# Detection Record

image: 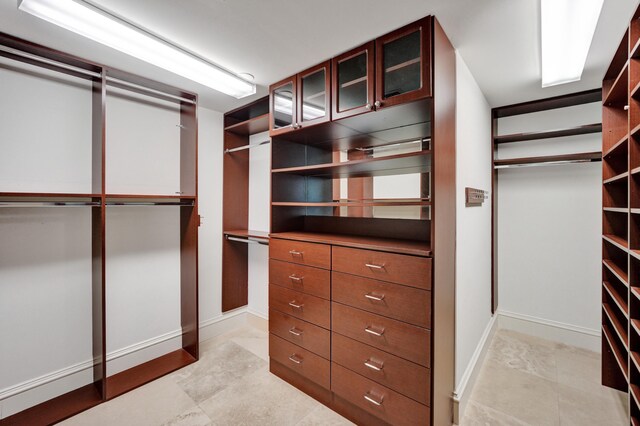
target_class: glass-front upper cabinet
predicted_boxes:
[270,76,297,136]
[331,42,375,120]
[375,17,431,108]
[298,60,331,128]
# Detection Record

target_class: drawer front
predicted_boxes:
[269,334,330,389]
[332,303,430,367]
[270,284,331,329]
[332,271,431,328]
[269,309,330,359]
[332,333,430,405]
[270,238,331,269]
[332,363,430,426]
[332,246,431,289]
[270,259,330,299]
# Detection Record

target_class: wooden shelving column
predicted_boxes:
[0,33,199,425]
[602,5,640,423]
[222,97,270,312]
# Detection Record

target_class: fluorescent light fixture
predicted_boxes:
[541,0,604,87]
[18,0,256,98]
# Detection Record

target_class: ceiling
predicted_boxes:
[0,0,638,111]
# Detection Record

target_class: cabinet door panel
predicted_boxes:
[269,76,297,136]
[332,42,375,120]
[298,61,331,127]
[375,17,431,108]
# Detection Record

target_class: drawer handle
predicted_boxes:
[364,292,385,301]
[288,301,304,309]
[289,275,303,283]
[289,327,303,336]
[365,263,385,270]
[288,354,303,364]
[364,392,384,406]
[364,325,385,337]
[289,250,303,257]
[364,359,384,371]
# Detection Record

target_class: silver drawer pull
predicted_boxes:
[365,263,385,270]
[289,250,303,257]
[288,301,304,309]
[364,359,384,371]
[289,275,303,283]
[288,354,302,364]
[364,326,385,337]
[364,392,384,406]
[365,292,385,301]
[289,327,303,336]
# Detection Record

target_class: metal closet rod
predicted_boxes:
[106,201,195,206]
[225,140,270,154]
[225,235,269,245]
[0,202,101,207]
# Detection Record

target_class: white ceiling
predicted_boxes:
[0,0,638,111]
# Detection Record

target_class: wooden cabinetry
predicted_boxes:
[267,15,455,426]
[269,61,331,136]
[0,32,198,425]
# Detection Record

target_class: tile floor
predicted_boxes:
[58,327,628,425]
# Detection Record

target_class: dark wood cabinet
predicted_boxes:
[331,41,375,120]
[270,75,298,136]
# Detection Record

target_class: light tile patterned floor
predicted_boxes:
[459,329,629,426]
[58,327,629,425]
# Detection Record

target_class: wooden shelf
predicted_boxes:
[602,324,629,381]
[632,167,640,176]
[493,89,601,118]
[603,259,629,286]
[632,124,640,138]
[272,199,431,208]
[105,194,195,205]
[270,231,431,257]
[604,207,628,213]
[604,135,628,158]
[632,80,640,99]
[632,286,640,302]
[632,352,640,375]
[385,57,420,73]
[632,384,640,411]
[0,192,101,202]
[630,249,640,262]
[224,113,269,136]
[631,319,640,337]
[272,151,431,178]
[493,123,602,144]
[603,281,629,317]
[632,36,640,58]
[603,234,629,251]
[604,63,629,106]
[105,349,196,400]
[603,303,629,349]
[224,229,270,241]
[604,171,629,185]
[632,208,640,215]
[340,76,367,89]
[494,152,602,168]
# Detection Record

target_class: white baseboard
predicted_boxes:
[453,314,498,424]
[0,310,250,419]
[497,309,600,352]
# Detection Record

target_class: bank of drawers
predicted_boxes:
[269,237,432,425]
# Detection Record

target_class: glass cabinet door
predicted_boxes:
[375,18,431,108]
[298,61,330,127]
[332,42,375,120]
[270,77,296,135]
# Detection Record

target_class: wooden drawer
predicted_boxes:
[269,309,330,359]
[270,238,331,269]
[270,284,331,329]
[269,334,330,389]
[332,363,430,426]
[332,271,431,328]
[332,303,430,367]
[269,259,330,299]
[332,333,430,405]
[332,246,431,289]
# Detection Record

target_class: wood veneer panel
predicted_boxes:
[494,123,602,144]
[224,114,269,135]
[181,205,199,357]
[0,384,102,426]
[268,334,330,388]
[105,349,196,400]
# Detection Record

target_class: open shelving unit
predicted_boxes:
[0,32,198,425]
[222,96,271,312]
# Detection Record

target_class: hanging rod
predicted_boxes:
[355,138,430,152]
[105,201,194,206]
[494,151,602,169]
[225,140,270,154]
[105,76,196,104]
[0,202,101,207]
[225,235,269,245]
[0,45,101,79]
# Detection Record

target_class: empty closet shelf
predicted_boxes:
[603,259,629,286]
[603,281,629,317]
[493,123,602,144]
[602,234,629,250]
[602,325,629,381]
[494,152,602,168]
[224,113,269,136]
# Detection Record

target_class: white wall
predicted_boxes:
[496,103,602,345]
[454,52,494,401]
[247,131,271,319]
